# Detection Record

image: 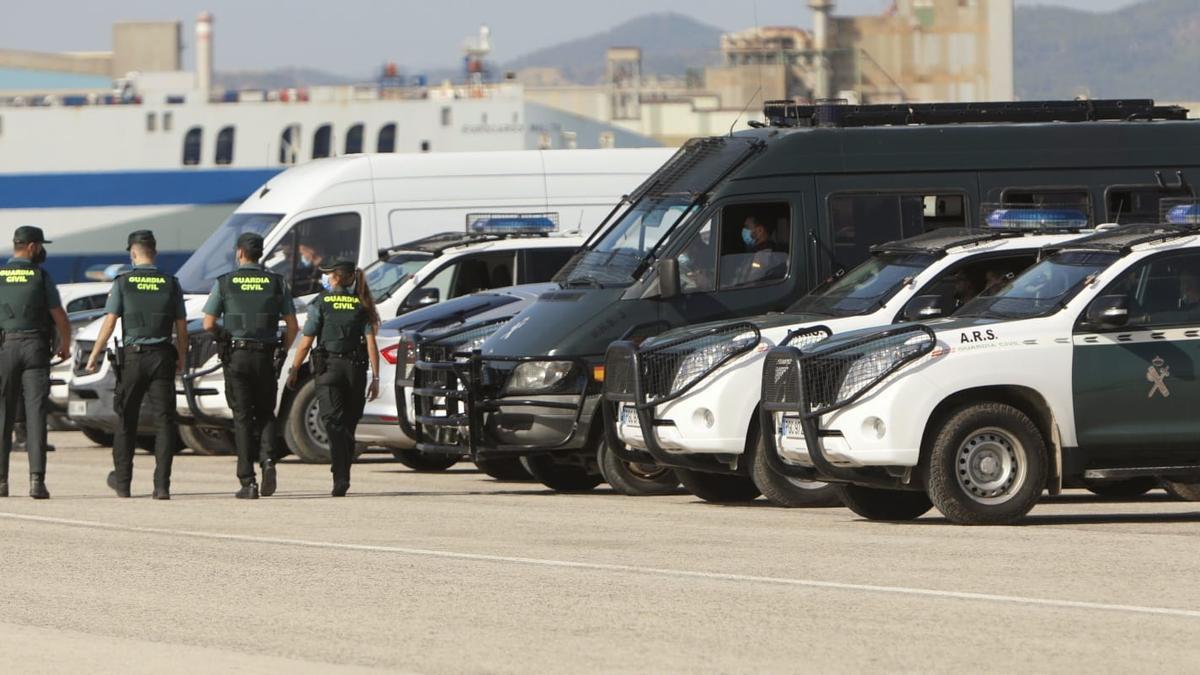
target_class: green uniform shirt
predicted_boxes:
[4,257,62,310]
[203,263,296,341]
[104,263,186,345]
[302,285,371,339]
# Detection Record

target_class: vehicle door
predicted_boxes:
[262,210,365,297]
[657,196,799,326]
[1072,250,1200,464]
[518,247,577,284]
[896,252,1041,322]
[399,251,517,313]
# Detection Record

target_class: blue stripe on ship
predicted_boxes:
[0,168,283,208]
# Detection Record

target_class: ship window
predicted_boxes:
[182,127,202,166]
[215,125,235,165]
[440,107,452,126]
[279,124,300,164]
[312,124,332,159]
[345,123,364,154]
[377,123,396,153]
[146,112,156,132]
[163,112,173,131]
[421,140,431,152]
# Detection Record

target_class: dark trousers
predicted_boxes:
[0,337,49,478]
[112,347,177,489]
[223,348,278,486]
[316,356,366,484]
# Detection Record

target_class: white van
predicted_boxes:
[67,148,675,452]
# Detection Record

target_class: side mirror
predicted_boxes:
[656,258,680,300]
[1086,294,1129,327]
[405,287,440,309]
[901,295,950,322]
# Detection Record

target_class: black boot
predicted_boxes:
[107,471,131,498]
[0,477,8,497]
[331,480,349,497]
[235,482,259,499]
[152,485,170,500]
[29,474,49,500]
[260,459,277,497]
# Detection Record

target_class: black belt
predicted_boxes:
[231,340,278,352]
[3,330,48,341]
[123,343,174,353]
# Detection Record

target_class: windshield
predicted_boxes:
[175,213,283,294]
[555,197,693,287]
[958,250,1118,320]
[789,252,936,317]
[366,253,434,302]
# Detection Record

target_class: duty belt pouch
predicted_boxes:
[311,349,329,376]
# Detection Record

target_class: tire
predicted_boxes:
[474,455,533,481]
[520,454,602,492]
[597,437,679,496]
[1084,477,1158,498]
[392,448,459,472]
[79,425,114,447]
[179,425,236,456]
[926,402,1047,525]
[674,467,760,503]
[1162,480,1200,501]
[835,484,933,521]
[283,378,364,464]
[748,428,840,508]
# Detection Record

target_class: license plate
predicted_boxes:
[620,405,639,427]
[68,400,88,417]
[780,417,805,440]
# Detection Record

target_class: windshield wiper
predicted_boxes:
[564,276,605,289]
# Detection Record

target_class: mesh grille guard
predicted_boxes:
[762,324,936,419]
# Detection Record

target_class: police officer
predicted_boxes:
[202,232,299,499]
[85,230,187,499]
[0,226,72,499]
[287,260,380,496]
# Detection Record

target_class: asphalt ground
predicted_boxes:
[2,432,1200,674]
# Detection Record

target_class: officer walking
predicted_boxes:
[202,232,298,499]
[287,260,380,496]
[85,231,187,499]
[0,226,72,499]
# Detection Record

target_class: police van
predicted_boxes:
[602,220,1089,502]
[763,204,1200,525]
[67,148,672,454]
[409,99,1200,493]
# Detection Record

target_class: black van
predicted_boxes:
[410,99,1200,492]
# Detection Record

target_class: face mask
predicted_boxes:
[320,273,333,292]
[741,228,755,247]
[31,247,47,264]
[300,255,313,267]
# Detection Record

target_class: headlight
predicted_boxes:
[669,330,757,395]
[507,360,574,394]
[836,334,929,403]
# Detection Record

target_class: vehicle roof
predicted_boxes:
[234,148,676,217]
[383,232,585,258]
[57,281,112,303]
[1047,223,1200,254]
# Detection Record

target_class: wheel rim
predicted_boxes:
[785,477,828,490]
[956,426,1026,505]
[623,461,671,481]
[304,397,329,446]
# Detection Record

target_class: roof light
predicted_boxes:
[984,206,1089,231]
[466,212,558,235]
[1165,203,1200,225]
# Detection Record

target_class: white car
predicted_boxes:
[49,282,111,430]
[763,212,1200,524]
[604,227,1084,503]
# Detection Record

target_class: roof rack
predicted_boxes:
[871,227,1008,256]
[1045,222,1199,255]
[761,99,1189,129]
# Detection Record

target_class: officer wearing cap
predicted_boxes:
[0,226,72,499]
[85,230,187,499]
[202,232,299,499]
[287,259,380,496]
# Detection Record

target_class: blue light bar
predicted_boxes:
[985,208,1089,231]
[1166,203,1200,225]
[466,212,558,235]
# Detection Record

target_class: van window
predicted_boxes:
[828,192,964,265]
[519,247,576,283]
[678,219,716,293]
[182,127,202,166]
[345,123,364,154]
[312,124,332,159]
[264,212,362,296]
[215,126,235,165]
[1107,185,1193,224]
[66,293,108,313]
[279,124,300,164]
[377,123,396,153]
[718,202,790,290]
[1002,188,1089,209]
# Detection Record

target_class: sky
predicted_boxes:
[2,0,1144,77]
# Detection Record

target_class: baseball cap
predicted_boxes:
[13,226,51,244]
[126,230,157,250]
[318,258,356,273]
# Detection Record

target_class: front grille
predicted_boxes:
[762,350,802,408]
[188,333,220,371]
[639,322,760,404]
[73,340,96,376]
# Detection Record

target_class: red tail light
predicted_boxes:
[381,343,399,365]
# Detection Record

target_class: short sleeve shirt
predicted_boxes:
[104,263,186,345]
[202,263,296,317]
[302,286,371,337]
